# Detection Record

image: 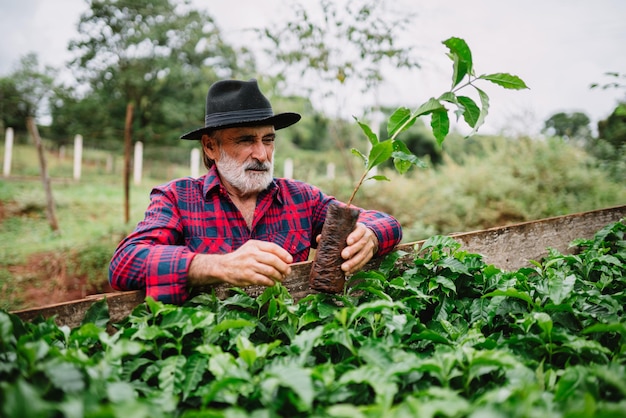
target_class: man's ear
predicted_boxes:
[202,134,218,159]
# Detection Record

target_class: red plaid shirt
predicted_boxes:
[109,166,402,304]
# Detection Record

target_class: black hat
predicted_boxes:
[180,79,301,140]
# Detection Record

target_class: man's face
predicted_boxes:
[205,125,275,195]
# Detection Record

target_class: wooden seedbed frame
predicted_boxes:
[12,205,626,329]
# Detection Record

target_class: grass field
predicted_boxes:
[1,135,624,311]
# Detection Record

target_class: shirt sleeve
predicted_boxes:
[108,186,196,305]
[355,209,403,256]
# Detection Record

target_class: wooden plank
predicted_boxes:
[12,290,146,330]
[11,205,626,328]
[448,204,626,271]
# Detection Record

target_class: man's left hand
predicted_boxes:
[340,222,379,275]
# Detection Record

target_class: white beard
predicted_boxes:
[215,147,274,195]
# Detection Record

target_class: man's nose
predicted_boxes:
[250,140,268,161]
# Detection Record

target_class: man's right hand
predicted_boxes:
[188,240,293,288]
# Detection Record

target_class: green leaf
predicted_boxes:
[1,378,52,417]
[351,147,367,165]
[440,256,470,275]
[349,300,404,324]
[443,37,473,87]
[555,366,585,402]
[547,273,576,305]
[591,364,626,397]
[264,363,314,410]
[106,381,136,403]
[392,140,427,173]
[355,118,379,146]
[181,354,208,401]
[367,175,390,182]
[388,107,415,139]
[478,73,529,90]
[467,87,490,136]
[582,322,626,335]
[45,360,85,393]
[212,318,255,333]
[456,96,480,128]
[81,298,110,329]
[438,91,458,104]
[132,324,173,341]
[420,235,462,253]
[340,364,399,409]
[430,109,450,146]
[414,98,445,118]
[367,140,394,170]
[483,288,534,306]
[0,311,16,347]
[532,312,553,336]
[158,355,186,394]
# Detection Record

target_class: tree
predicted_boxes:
[63,0,250,145]
[261,0,419,105]
[0,54,57,136]
[542,111,592,143]
[598,102,626,149]
[0,77,25,133]
[260,0,421,180]
[591,72,626,150]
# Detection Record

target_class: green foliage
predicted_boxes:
[543,111,592,142]
[0,54,57,134]
[261,0,420,93]
[598,102,626,149]
[51,0,248,145]
[2,221,625,416]
[352,134,626,242]
[348,37,528,205]
[0,78,26,132]
[590,71,626,91]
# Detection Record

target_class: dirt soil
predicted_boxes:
[0,200,114,311]
[7,251,114,311]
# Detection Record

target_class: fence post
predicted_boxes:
[326,162,335,180]
[133,141,143,186]
[283,158,293,179]
[106,154,114,173]
[3,127,13,177]
[190,148,200,178]
[73,134,83,180]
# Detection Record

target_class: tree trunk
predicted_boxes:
[123,103,134,224]
[26,117,59,233]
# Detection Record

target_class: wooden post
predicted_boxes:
[326,162,335,180]
[26,117,60,232]
[283,158,294,179]
[123,103,134,224]
[73,134,83,180]
[106,154,113,173]
[3,127,13,177]
[133,141,143,186]
[190,148,200,178]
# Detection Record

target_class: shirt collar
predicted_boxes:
[202,165,283,204]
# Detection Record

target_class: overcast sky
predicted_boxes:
[1,0,625,136]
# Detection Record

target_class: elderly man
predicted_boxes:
[109,79,402,304]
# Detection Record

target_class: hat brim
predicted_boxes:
[180,112,301,140]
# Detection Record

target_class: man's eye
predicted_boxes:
[263,138,275,144]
